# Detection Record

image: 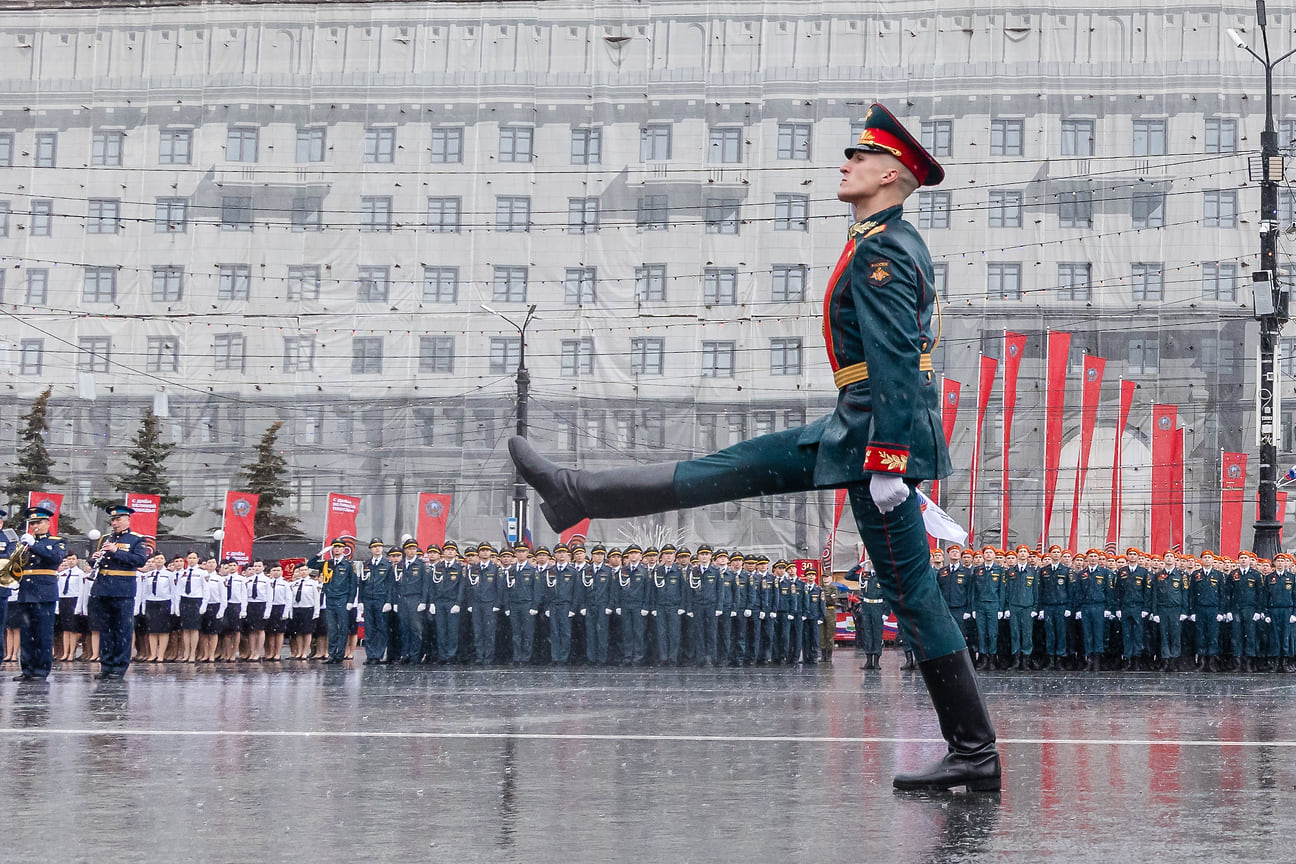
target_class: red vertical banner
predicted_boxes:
[1255,492,1289,544]
[969,355,998,545]
[1150,405,1177,552]
[1001,332,1028,547]
[1170,427,1185,552]
[125,493,161,540]
[1042,332,1071,546]
[1068,356,1105,551]
[220,491,259,565]
[325,493,361,543]
[417,493,452,550]
[1106,380,1136,553]
[26,491,63,536]
[1220,452,1248,558]
[560,519,591,547]
[933,378,961,506]
[822,488,848,568]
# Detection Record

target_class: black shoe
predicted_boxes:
[892,649,1000,793]
[12,674,34,682]
[900,650,916,671]
[508,436,680,533]
[92,671,119,680]
[1013,655,1024,671]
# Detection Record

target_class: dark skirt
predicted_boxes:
[267,605,289,634]
[348,606,359,635]
[178,596,204,630]
[57,597,78,631]
[145,600,172,633]
[200,606,222,635]
[221,605,242,634]
[314,612,328,636]
[289,607,314,637]
[243,601,268,632]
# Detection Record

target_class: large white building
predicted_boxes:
[0,1,1289,554]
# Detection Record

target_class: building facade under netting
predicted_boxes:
[0,1,1289,555]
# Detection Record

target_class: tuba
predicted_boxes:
[0,528,28,588]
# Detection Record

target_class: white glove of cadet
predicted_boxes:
[1003,610,1011,619]
[19,533,35,547]
[1064,610,1072,618]
[492,607,500,613]
[1075,611,1082,620]
[615,607,622,616]
[1189,614,1196,622]
[962,612,972,620]
[996,611,1004,620]
[1254,612,1263,622]
[529,609,538,616]
[869,474,910,514]
[417,603,427,612]
[677,608,685,616]
[651,610,658,617]
[1227,613,1235,622]
[640,610,649,617]
[382,603,392,613]
[580,608,587,616]
[786,613,794,621]
[429,603,436,615]
[467,606,473,613]
[1178,614,1187,622]
[1216,613,1224,622]
[545,610,551,618]
[606,609,614,616]
[1029,611,1038,619]
[730,610,737,618]
[504,610,510,617]
[1116,610,1122,619]
[744,609,752,618]
[687,611,695,618]
[1290,615,1295,624]
[567,611,575,618]
[1141,610,1149,619]
[450,604,460,614]
[1152,615,1161,624]
[716,610,723,617]
[1103,610,1113,620]
[759,611,766,620]
[971,611,977,619]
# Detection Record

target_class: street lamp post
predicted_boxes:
[482,303,538,545]
[1230,2,1296,559]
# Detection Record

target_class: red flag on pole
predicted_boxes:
[970,354,998,545]
[417,493,453,549]
[1106,379,1136,553]
[1220,452,1248,558]
[1150,405,1177,552]
[560,519,591,547]
[933,378,961,507]
[125,493,161,541]
[280,558,307,579]
[1042,332,1071,546]
[1170,427,1185,553]
[1001,332,1028,548]
[324,493,361,543]
[1256,492,1289,545]
[220,491,258,565]
[822,488,848,569]
[1068,355,1105,551]
[26,491,63,536]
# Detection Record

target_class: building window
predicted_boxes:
[154,197,188,233]
[360,196,393,232]
[82,267,116,303]
[571,127,602,164]
[987,263,1022,300]
[286,266,321,301]
[430,127,464,163]
[221,196,253,231]
[0,131,12,167]
[990,119,1023,156]
[560,339,595,377]
[704,268,738,306]
[356,266,389,302]
[18,339,43,375]
[641,124,672,161]
[630,338,664,376]
[1128,336,1159,374]
[1202,262,1238,302]
[159,129,191,165]
[296,127,326,163]
[772,265,807,301]
[1058,190,1093,228]
[30,200,52,236]
[931,262,948,295]
[1133,119,1167,156]
[283,336,315,372]
[568,197,599,233]
[1283,338,1296,378]
[1132,188,1166,228]
[709,127,743,163]
[151,266,183,302]
[496,196,531,232]
[564,267,596,305]
[291,196,321,232]
[1131,263,1164,302]
[218,264,251,301]
[92,131,124,167]
[419,336,455,373]
[770,338,803,375]
[0,201,7,237]
[635,264,666,302]
[753,412,775,439]
[364,127,396,163]
[1057,262,1092,301]
[1060,119,1095,157]
[1204,190,1238,228]
[351,337,384,374]
[35,132,57,167]
[917,191,951,229]
[489,336,521,374]
[499,126,533,162]
[427,197,461,233]
[492,266,527,303]
[25,269,47,305]
[1205,118,1238,154]
[701,341,736,377]
[1281,188,1296,224]
[146,337,178,373]
[777,122,811,160]
[77,336,110,372]
[637,194,668,231]
[87,199,120,234]
[705,198,740,234]
[226,126,258,162]
[921,120,953,157]
[988,190,1022,228]
[774,194,809,231]
[423,266,458,303]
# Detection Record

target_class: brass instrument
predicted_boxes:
[0,528,29,588]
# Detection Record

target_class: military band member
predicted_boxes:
[307,538,359,664]
[11,505,67,681]
[88,504,150,679]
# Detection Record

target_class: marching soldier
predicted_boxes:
[306,538,358,664]
[87,504,150,679]
[11,505,67,681]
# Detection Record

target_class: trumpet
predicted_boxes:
[0,527,29,588]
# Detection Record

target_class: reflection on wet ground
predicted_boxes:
[3,655,1295,863]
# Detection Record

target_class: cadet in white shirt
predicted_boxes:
[139,553,177,661]
[289,569,322,660]
[242,561,273,661]
[174,556,210,663]
[265,563,291,662]
[55,554,87,661]
[198,557,228,662]
[216,559,248,662]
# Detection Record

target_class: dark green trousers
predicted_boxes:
[674,428,964,661]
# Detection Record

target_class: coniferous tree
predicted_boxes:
[91,408,191,535]
[236,421,302,537]
[3,387,79,533]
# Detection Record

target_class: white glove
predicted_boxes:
[545,610,551,618]
[971,611,977,619]
[606,609,613,616]
[239,611,247,619]
[786,613,794,621]
[651,610,658,617]
[801,615,807,621]
[1103,610,1113,620]
[1179,614,1187,622]
[580,608,587,616]
[869,473,910,514]
[450,605,460,614]
[467,606,473,613]
[393,605,399,612]
[687,612,695,618]
[731,611,737,618]
[1227,613,1235,622]
[677,609,685,616]
[1265,616,1272,624]
[504,610,510,617]
[962,612,972,620]
[429,604,436,614]
[382,603,391,613]
[1216,614,1224,622]
[996,612,1004,620]
[1116,610,1122,619]
[529,609,538,616]
[1152,615,1161,624]
[1189,614,1196,622]
[640,610,649,617]
[346,603,354,611]
[759,611,766,620]
[567,611,575,618]
[1141,611,1149,619]
[1289,615,1295,624]
[1254,612,1263,622]
[716,610,723,617]
[744,610,752,618]
[1030,611,1038,619]
[19,533,35,547]
[1064,610,1072,618]
[492,607,500,613]
[1076,611,1081,620]
[615,607,622,615]
[1003,610,1011,619]
[418,603,427,612]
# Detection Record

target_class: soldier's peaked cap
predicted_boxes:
[844,103,945,187]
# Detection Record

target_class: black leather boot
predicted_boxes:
[508,436,680,532]
[900,650,916,671]
[892,649,1001,793]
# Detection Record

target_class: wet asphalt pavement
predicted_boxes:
[2,649,1294,863]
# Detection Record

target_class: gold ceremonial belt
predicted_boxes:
[100,569,138,577]
[23,569,56,576]
[833,354,933,389]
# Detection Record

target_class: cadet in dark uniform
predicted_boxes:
[971,549,1002,670]
[1192,552,1225,672]
[357,538,394,665]
[1003,545,1038,671]
[1038,546,1070,670]
[1074,550,1112,672]
[306,538,358,664]
[11,506,67,681]
[653,545,684,665]
[616,544,650,665]
[856,561,888,670]
[1151,554,1187,671]
[582,544,613,665]
[428,541,466,663]
[505,543,538,664]
[88,504,150,679]
[547,545,578,664]
[819,569,838,662]
[802,566,825,663]
[1271,553,1296,672]
[467,542,502,665]
[692,546,721,665]
[395,540,427,663]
